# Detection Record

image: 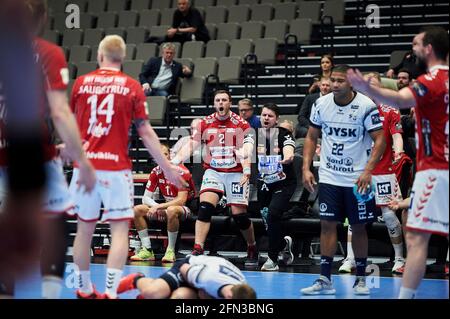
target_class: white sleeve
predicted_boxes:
[142,189,158,207]
[309,101,322,128]
[364,106,383,132]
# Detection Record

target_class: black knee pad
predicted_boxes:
[197,202,215,222]
[232,213,251,230]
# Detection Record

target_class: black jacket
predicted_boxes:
[138,57,191,95]
[295,93,320,138]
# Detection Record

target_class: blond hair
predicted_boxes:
[98,35,126,63]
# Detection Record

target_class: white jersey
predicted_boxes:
[310,92,383,187]
[185,255,246,299]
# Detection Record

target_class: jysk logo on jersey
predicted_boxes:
[325,126,358,137]
[377,182,392,195]
[371,113,381,125]
[231,182,243,195]
[412,82,428,97]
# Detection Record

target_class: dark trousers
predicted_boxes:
[258,181,297,263]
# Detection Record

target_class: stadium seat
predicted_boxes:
[126,27,149,44]
[126,44,137,60]
[217,0,236,6]
[288,18,312,44]
[68,45,91,64]
[139,9,162,27]
[179,77,206,104]
[76,61,98,77]
[322,0,345,25]
[205,23,218,40]
[274,2,297,21]
[205,40,230,58]
[87,0,107,13]
[204,6,228,24]
[62,29,84,47]
[253,38,277,65]
[135,43,159,60]
[118,11,139,28]
[217,56,241,84]
[250,4,273,22]
[229,39,254,61]
[297,1,321,24]
[146,96,168,126]
[240,21,264,40]
[83,28,105,46]
[96,12,118,29]
[227,5,250,24]
[160,8,176,26]
[193,57,218,82]
[264,19,289,44]
[181,41,205,59]
[123,60,145,80]
[131,0,152,11]
[107,0,129,12]
[216,23,240,41]
[151,0,173,10]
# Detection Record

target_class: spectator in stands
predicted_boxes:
[397,68,412,90]
[238,98,261,129]
[139,42,192,97]
[279,119,294,134]
[166,0,210,44]
[296,77,331,138]
[385,50,427,79]
[307,54,334,94]
[131,144,197,263]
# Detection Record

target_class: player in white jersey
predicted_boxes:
[300,65,386,296]
[117,255,256,299]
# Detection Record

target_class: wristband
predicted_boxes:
[243,167,251,175]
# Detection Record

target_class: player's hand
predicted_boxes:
[77,159,96,193]
[167,28,177,37]
[182,65,192,75]
[142,83,151,94]
[388,199,400,211]
[56,143,72,166]
[302,169,317,193]
[240,173,250,186]
[146,205,159,218]
[163,164,188,189]
[347,68,371,94]
[386,69,395,78]
[356,169,372,194]
[279,154,294,165]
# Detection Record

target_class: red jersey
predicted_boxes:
[408,65,449,171]
[372,105,403,175]
[193,112,253,173]
[0,38,68,165]
[146,164,197,202]
[70,68,148,170]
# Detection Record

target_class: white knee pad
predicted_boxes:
[381,207,402,238]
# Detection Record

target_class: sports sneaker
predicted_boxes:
[392,257,406,274]
[300,275,336,295]
[338,258,356,273]
[244,245,259,267]
[117,273,145,294]
[76,286,103,299]
[279,236,294,265]
[130,247,155,261]
[353,276,370,295]
[162,248,176,263]
[191,244,204,256]
[261,257,279,271]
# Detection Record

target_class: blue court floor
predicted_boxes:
[15,262,449,299]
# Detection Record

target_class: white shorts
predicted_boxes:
[69,168,134,222]
[200,169,249,206]
[0,159,73,214]
[372,173,403,206]
[407,169,449,236]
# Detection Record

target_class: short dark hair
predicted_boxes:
[231,284,257,299]
[262,103,280,117]
[398,68,411,79]
[420,26,449,61]
[331,64,352,74]
[213,90,232,102]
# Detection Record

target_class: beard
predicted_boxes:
[414,53,428,71]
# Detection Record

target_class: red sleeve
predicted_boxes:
[408,75,431,112]
[132,80,148,121]
[145,169,158,192]
[388,109,403,135]
[42,42,69,91]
